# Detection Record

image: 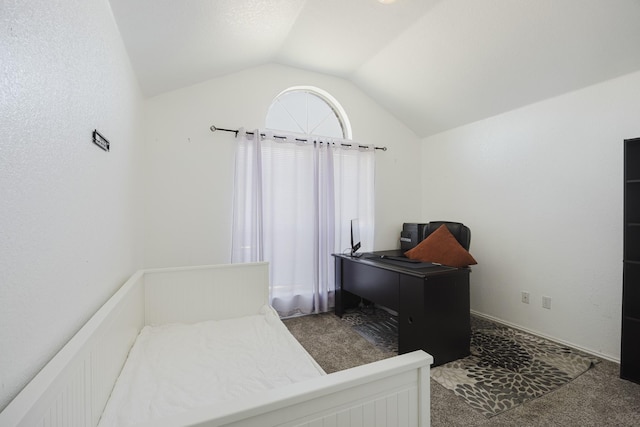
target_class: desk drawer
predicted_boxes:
[342,261,399,311]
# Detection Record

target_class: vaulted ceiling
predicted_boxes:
[108,0,640,137]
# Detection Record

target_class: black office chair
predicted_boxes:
[424,221,471,251]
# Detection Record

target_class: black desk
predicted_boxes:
[334,250,470,366]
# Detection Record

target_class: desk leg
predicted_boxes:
[334,257,360,317]
[335,258,345,317]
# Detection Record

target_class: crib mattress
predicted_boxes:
[98,305,324,427]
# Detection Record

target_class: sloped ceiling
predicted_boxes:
[108,0,640,137]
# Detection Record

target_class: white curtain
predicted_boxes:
[231,129,375,316]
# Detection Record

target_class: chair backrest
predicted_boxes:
[424,221,471,250]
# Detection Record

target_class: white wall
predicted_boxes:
[421,71,640,360]
[143,63,421,268]
[0,0,143,411]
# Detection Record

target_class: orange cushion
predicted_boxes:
[404,224,477,267]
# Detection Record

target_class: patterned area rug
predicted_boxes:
[341,309,599,418]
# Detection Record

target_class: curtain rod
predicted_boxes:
[209,125,387,151]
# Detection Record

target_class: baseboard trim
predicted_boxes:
[470,310,620,364]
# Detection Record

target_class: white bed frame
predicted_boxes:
[0,263,433,427]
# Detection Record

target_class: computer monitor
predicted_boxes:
[350,218,361,257]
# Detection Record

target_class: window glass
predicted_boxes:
[265,87,351,139]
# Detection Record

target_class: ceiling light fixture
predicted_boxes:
[378,0,397,4]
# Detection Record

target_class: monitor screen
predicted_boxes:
[350,218,361,256]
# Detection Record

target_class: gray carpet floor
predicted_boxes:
[283,312,640,426]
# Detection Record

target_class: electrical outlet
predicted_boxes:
[521,291,530,304]
[542,296,552,309]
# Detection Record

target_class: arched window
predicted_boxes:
[233,86,373,317]
[265,86,352,139]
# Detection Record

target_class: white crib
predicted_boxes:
[0,262,432,427]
